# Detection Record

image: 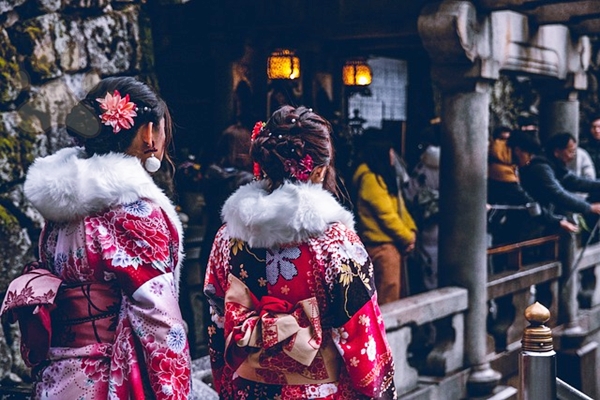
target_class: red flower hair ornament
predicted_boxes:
[96,90,138,134]
[251,121,265,141]
[249,120,315,182]
[284,153,314,182]
[251,121,265,179]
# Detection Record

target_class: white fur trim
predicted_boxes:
[24,147,185,293]
[222,180,354,248]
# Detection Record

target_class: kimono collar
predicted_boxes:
[24,147,185,285]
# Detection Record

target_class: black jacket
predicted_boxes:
[519,155,600,215]
[199,164,253,266]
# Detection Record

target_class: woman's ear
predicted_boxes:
[309,165,327,184]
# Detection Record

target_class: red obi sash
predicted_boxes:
[51,281,120,347]
[1,265,120,367]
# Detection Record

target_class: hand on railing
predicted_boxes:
[559,219,579,233]
[589,203,600,214]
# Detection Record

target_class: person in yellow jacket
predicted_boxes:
[352,131,417,304]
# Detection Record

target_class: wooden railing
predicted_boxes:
[486,234,563,379]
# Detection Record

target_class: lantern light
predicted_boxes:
[267,49,300,80]
[342,59,372,86]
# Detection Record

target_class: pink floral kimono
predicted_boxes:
[1,147,192,399]
[204,180,397,399]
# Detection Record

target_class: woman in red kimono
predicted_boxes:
[204,106,397,399]
[1,77,192,399]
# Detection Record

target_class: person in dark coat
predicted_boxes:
[507,131,600,218]
[200,124,254,269]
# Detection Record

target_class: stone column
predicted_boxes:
[541,99,580,141]
[437,82,502,395]
[539,94,580,173]
[418,1,503,395]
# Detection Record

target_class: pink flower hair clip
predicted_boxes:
[96,90,138,134]
[284,153,314,182]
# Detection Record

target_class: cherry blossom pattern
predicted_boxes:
[331,327,349,355]
[150,280,165,295]
[265,246,301,285]
[360,335,377,362]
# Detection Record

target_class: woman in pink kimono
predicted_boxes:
[1,77,192,399]
[204,106,397,399]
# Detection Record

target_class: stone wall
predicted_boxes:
[0,0,153,382]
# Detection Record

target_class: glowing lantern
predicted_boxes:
[267,49,300,80]
[342,59,372,86]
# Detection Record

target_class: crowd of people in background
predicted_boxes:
[189,109,600,311]
[11,72,600,399]
[487,113,600,249]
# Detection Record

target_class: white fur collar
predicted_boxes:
[24,147,185,291]
[222,180,355,248]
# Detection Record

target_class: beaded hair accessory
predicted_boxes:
[250,119,315,182]
[96,90,150,134]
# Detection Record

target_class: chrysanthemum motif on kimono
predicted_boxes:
[123,200,153,217]
[167,324,187,353]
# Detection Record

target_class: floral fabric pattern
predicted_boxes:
[266,246,301,285]
[6,199,192,400]
[205,222,397,400]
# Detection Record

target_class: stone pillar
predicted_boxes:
[437,82,502,396]
[558,233,582,332]
[539,95,581,172]
[541,99,580,141]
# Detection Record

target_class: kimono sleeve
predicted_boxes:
[92,200,192,399]
[324,224,397,399]
[203,225,234,397]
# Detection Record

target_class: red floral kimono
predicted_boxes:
[204,180,397,400]
[1,148,192,399]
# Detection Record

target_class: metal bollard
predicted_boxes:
[518,302,556,400]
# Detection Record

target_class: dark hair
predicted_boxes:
[507,130,542,154]
[357,128,398,196]
[251,105,337,196]
[517,113,538,128]
[590,113,600,124]
[493,125,511,139]
[215,123,252,171]
[544,132,576,154]
[66,76,174,169]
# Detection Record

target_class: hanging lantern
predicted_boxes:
[267,49,300,80]
[342,58,372,86]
